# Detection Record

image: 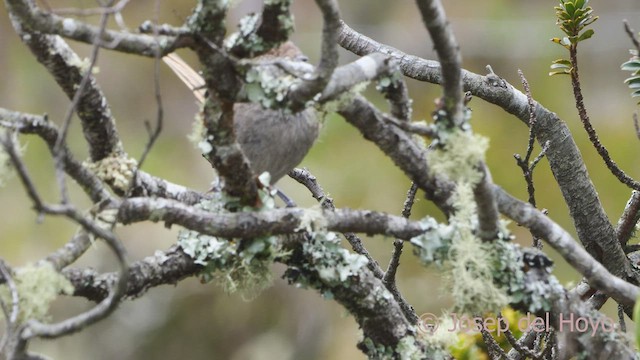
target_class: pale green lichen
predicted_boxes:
[0,263,74,323]
[421,315,460,359]
[244,66,299,109]
[444,182,510,314]
[295,207,327,233]
[188,111,207,150]
[320,81,369,115]
[177,190,284,301]
[426,130,489,185]
[410,217,454,265]
[225,0,294,56]
[360,337,394,359]
[396,336,432,360]
[304,232,368,284]
[287,231,368,291]
[84,152,137,192]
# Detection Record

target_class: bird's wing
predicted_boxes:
[162,53,206,103]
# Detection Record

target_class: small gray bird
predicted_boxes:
[163,42,319,184]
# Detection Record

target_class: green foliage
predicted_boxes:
[621,53,640,104]
[549,58,573,76]
[549,0,598,76]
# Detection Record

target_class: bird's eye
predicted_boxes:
[297,55,309,62]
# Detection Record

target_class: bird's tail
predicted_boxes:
[162,53,206,103]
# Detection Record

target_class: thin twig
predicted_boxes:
[383,182,419,324]
[53,3,113,204]
[515,70,548,248]
[415,0,463,127]
[22,207,129,340]
[618,303,627,333]
[52,0,131,16]
[513,70,539,207]
[288,168,385,278]
[41,231,93,271]
[500,314,544,360]
[624,20,640,55]
[569,43,640,191]
[2,114,130,341]
[616,190,640,248]
[0,261,19,325]
[125,0,164,198]
[476,316,507,360]
[0,260,18,353]
[289,0,340,109]
[384,183,418,285]
[0,132,44,213]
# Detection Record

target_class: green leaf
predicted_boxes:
[549,70,572,76]
[576,29,595,42]
[564,2,575,16]
[581,15,599,28]
[631,89,640,98]
[551,58,572,66]
[624,75,640,84]
[621,60,640,72]
[575,0,585,8]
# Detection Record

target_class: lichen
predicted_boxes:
[320,81,369,115]
[0,263,74,323]
[360,337,394,359]
[295,207,327,233]
[395,336,426,360]
[426,129,489,185]
[303,232,368,285]
[243,66,299,109]
[285,231,369,293]
[177,190,284,301]
[225,0,294,57]
[420,315,460,358]
[84,151,137,192]
[444,182,510,315]
[410,217,454,265]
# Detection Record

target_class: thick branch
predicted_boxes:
[338,96,455,215]
[337,23,631,282]
[494,185,640,307]
[5,0,180,56]
[6,0,122,161]
[115,197,429,240]
[64,246,201,302]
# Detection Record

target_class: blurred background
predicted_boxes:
[1,0,640,358]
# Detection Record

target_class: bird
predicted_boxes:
[163,42,320,186]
